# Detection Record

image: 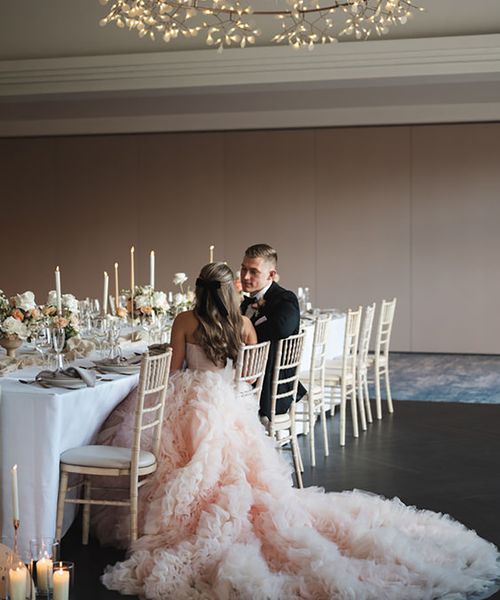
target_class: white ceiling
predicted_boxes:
[2,0,500,59]
[1,1,500,136]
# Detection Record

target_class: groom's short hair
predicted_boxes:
[244,244,278,268]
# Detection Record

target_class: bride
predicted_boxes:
[97,262,500,600]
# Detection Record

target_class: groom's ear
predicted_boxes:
[269,268,277,281]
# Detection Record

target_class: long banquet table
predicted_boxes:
[0,312,345,551]
[0,349,140,551]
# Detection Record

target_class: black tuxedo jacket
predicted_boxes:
[241,282,305,419]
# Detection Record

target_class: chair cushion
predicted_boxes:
[273,413,292,427]
[60,445,156,470]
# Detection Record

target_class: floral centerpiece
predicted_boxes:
[121,285,170,320]
[169,273,195,318]
[0,290,43,356]
[44,291,80,342]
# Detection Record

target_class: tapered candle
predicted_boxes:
[114,262,119,307]
[8,563,26,600]
[11,464,19,522]
[53,564,69,600]
[103,271,109,315]
[209,245,214,263]
[150,250,155,289]
[55,266,62,315]
[130,246,135,317]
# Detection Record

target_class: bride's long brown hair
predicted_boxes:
[193,262,244,366]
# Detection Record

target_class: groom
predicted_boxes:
[240,244,304,419]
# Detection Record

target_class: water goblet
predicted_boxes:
[107,319,122,359]
[51,328,66,371]
[92,317,108,357]
[33,326,52,367]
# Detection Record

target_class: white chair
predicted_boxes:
[357,302,376,429]
[324,306,363,447]
[266,332,305,489]
[234,341,270,406]
[55,349,172,545]
[367,297,397,420]
[296,314,331,467]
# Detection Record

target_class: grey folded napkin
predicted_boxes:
[36,367,96,387]
[147,343,171,356]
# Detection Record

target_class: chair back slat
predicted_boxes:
[358,302,376,369]
[308,314,331,389]
[342,306,363,376]
[132,350,172,479]
[270,332,305,419]
[234,341,271,404]
[375,298,397,358]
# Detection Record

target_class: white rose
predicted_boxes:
[62,294,79,313]
[173,293,186,306]
[134,294,150,309]
[152,291,169,310]
[173,273,188,286]
[47,290,57,306]
[1,316,29,339]
[15,291,36,312]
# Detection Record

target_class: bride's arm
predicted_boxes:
[169,313,187,371]
[242,316,257,345]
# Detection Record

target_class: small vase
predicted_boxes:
[0,335,22,358]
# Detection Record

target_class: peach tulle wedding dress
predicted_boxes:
[94,343,500,600]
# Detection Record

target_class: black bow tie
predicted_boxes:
[242,296,258,307]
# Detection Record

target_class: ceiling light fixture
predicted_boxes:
[99,0,424,51]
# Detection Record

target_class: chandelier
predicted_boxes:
[99,0,424,51]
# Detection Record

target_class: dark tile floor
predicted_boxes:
[61,400,500,599]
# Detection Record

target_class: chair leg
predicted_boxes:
[351,385,359,438]
[364,375,373,423]
[321,399,329,457]
[55,470,69,543]
[130,480,138,544]
[309,402,316,468]
[374,363,382,420]
[357,376,367,431]
[82,477,91,545]
[384,367,394,414]
[291,436,303,489]
[339,384,346,447]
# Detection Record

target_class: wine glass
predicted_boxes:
[92,317,108,358]
[51,327,66,371]
[140,312,157,345]
[33,326,52,366]
[89,299,100,319]
[107,319,122,360]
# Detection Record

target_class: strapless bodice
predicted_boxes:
[185,343,233,376]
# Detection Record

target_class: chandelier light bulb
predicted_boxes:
[99,0,424,50]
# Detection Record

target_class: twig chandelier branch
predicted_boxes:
[99,0,424,50]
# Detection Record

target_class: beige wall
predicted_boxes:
[1,123,499,353]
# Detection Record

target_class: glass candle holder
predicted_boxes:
[30,538,57,596]
[51,562,74,600]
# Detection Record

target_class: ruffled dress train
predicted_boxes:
[94,345,500,600]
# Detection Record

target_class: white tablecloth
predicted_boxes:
[0,352,140,552]
[301,313,346,368]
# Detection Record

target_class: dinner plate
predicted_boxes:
[94,363,141,375]
[38,377,87,389]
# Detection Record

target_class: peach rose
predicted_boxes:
[43,305,57,317]
[140,306,153,315]
[53,316,68,328]
[26,307,41,320]
[11,308,24,321]
[116,307,128,319]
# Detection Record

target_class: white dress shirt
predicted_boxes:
[245,282,272,318]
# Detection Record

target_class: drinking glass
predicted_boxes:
[90,299,100,319]
[107,319,122,359]
[33,326,52,366]
[140,312,157,344]
[51,328,66,371]
[92,317,108,357]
